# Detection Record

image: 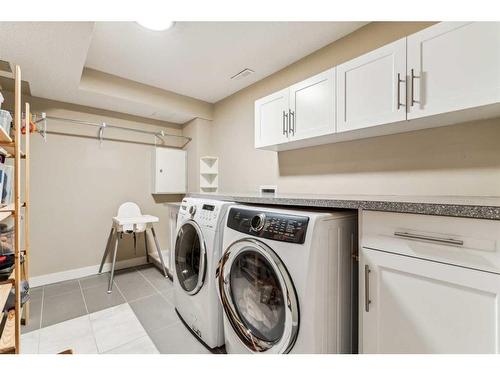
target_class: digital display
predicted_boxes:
[202,204,215,211]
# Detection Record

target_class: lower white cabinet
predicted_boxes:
[360,210,500,354]
[361,248,500,353]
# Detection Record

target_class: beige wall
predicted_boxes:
[4,21,500,279]
[4,94,182,277]
[182,118,214,192]
[210,22,500,196]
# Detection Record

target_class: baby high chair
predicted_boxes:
[98,202,168,293]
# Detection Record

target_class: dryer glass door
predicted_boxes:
[175,221,206,295]
[218,238,299,353]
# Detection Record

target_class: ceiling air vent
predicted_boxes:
[230,68,254,80]
[0,60,12,73]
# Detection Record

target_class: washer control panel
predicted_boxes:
[179,199,221,229]
[227,208,309,244]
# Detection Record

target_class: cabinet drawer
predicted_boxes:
[362,210,500,274]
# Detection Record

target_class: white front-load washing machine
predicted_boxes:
[173,197,234,349]
[216,205,357,354]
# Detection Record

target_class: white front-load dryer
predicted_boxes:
[216,205,357,354]
[173,197,234,349]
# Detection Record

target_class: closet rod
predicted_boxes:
[32,113,192,149]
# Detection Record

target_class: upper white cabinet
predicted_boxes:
[289,69,335,141]
[337,38,406,132]
[151,148,187,194]
[407,22,500,119]
[255,22,500,151]
[254,88,289,148]
[254,68,335,149]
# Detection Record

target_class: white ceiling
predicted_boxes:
[86,22,367,103]
[0,21,367,123]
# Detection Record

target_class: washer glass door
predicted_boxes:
[218,239,299,353]
[175,221,206,295]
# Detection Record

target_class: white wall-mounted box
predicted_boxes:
[151,148,187,194]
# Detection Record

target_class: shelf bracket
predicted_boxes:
[98,122,106,147]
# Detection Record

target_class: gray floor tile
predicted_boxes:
[138,265,173,292]
[161,288,175,305]
[113,269,157,302]
[43,279,81,298]
[129,294,177,333]
[82,283,125,314]
[79,273,111,290]
[149,322,211,354]
[41,290,87,328]
[29,286,43,300]
[21,297,42,333]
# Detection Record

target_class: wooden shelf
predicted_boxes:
[0,281,13,312]
[0,310,15,354]
[0,202,26,214]
[0,66,31,355]
[0,128,12,145]
[0,211,12,222]
[0,146,25,159]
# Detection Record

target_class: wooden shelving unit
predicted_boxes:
[0,65,31,354]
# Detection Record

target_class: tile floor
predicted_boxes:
[20,265,211,354]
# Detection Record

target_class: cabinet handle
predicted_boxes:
[282,110,288,136]
[394,231,464,246]
[410,69,420,107]
[397,73,405,110]
[289,109,295,136]
[364,265,371,312]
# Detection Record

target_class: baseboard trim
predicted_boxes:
[30,250,171,288]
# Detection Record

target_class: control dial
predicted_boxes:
[189,205,197,216]
[250,213,266,232]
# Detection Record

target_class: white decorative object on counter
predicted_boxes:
[200,156,218,192]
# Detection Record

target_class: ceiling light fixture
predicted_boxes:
[136,20,174,32]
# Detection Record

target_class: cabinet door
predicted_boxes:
[337,38,407,132]
[289,68,335,141]
[254,88,289,148]
[153,148,186,194]
[360,248,500,354]
[407,22,500,119]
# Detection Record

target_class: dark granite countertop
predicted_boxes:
[186,192,500,220]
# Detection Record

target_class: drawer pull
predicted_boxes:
[394,231,464,246]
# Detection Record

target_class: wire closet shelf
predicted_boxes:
[31,113,192,149]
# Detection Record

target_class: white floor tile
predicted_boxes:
[89,303,147,353]
[21,330,40,354]
[105,335,159,354]
[38,315,98,354]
